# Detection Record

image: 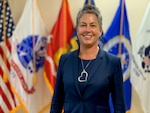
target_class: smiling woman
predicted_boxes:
[50,4,126,113]
[8,0,148,113]
[77,13,102,49]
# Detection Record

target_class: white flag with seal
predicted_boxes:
[131,2,150,113]
[10,0,51,112]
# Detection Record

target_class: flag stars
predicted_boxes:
[0,22,2,28]
[0,19,2,23]
[7,32,11,37]
[6,11,10,16]
[0,0,15,42]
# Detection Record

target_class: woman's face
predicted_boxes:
[77,13,102,48]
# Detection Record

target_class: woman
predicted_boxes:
[50,4,125,113]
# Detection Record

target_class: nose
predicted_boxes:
[85,25,91,32]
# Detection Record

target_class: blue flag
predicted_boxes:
[70,0,96,51]
[84,0,95,5]
[103,0,132,112]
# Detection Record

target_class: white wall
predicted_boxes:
[10,0,149,40]
[9,0,149,113]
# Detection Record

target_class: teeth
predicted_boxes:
[84,35,92,38]
[83,34,91,36]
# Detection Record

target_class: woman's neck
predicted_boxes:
[79,45,99,60]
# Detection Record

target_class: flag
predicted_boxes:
[131,2,150,113]
[44,0,74,93]
[0,0,17,113]
[10,0,51,112]
[70,0,96,51]
[103,0,132,112]
[84,0,95,5]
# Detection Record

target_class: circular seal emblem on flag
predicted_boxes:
[138,45,150,73]
[103,36,132,82]
[17,35,47,73]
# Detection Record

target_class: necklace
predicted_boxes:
[78,59,91,82]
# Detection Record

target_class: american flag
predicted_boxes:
[0,0,16,112]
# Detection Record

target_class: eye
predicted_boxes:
[80,24,86,27]
[91,24,96,27]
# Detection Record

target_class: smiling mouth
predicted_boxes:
[83,34,93,38]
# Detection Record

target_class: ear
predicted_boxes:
[99,28,103,36]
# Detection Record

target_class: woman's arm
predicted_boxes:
[50,56,65,113]
[111,58,126,113]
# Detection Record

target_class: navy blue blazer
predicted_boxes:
[50,48,125,113]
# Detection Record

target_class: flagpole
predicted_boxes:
[32,0,36,85]
[63,0,67,49]
[2,0,8,82]
[88,0,91,5]
[118,0,125,57]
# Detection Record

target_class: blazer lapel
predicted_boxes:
[71,49,104,96]
[72,50,82,97]
[83,48,104,89]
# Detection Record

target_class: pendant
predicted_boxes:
[78,69,88,82]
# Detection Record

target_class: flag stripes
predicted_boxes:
[0,66,16,113]
[0,0,16,112]
[0,86,12,111]
[0,39,16,112]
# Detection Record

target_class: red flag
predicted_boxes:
[0,0,16,112]
[45,0,74,91]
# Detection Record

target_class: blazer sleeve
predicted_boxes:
[111,58,126,113]
[50,55,65,113]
